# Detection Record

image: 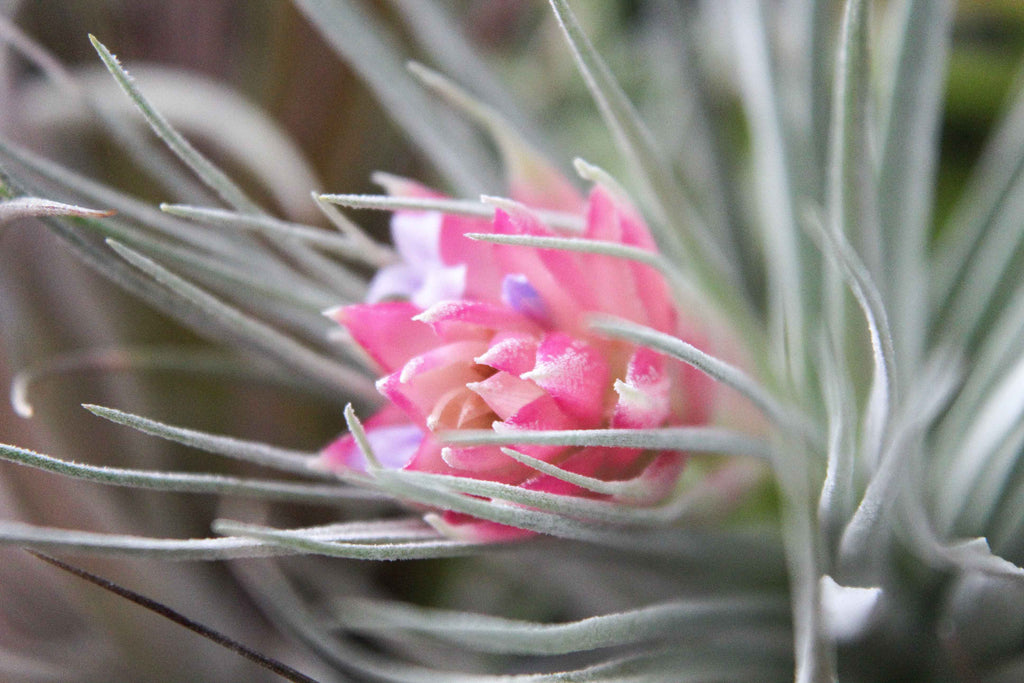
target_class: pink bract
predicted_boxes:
[320,181,713,541]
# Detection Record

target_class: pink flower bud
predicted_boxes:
[320,182,714,540]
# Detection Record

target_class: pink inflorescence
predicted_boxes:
[320,179,713,541]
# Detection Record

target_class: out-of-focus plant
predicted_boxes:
[3,1,1024,682]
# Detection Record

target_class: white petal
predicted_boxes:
[391,210,443,265]
[366,263,422,303]
[412,264,466,309]
[819,575,882,641]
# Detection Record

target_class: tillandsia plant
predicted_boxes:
[3,0,1024,681]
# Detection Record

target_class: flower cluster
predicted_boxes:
[320,179,713,540]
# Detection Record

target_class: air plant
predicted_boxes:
[2,0,1024,681]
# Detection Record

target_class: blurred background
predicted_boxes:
[1,1,1024,680]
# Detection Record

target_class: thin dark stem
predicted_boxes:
[28,551,320,683]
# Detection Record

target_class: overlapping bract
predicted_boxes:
[321,180,713,539]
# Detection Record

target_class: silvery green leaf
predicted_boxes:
[211,519,479,560]
[0,196,113,225]
[805,211,896,468]
[330,594,788,655]
[319,191,584,232]
[0,441,368,503]
[377,468,693,526]
[0,520,292,560]
[816,334,859,534]
[161,203,392,268]
[824,0,878,365]
[725,0,808,388]
[547,0,740,305]
[936,352,1024,535]
[841,349,961,573]
[83,404,336,479]
[89,35,261,214]
[876,0,953,375]
[441,425,770,460]
[104,239,376,399]
[932,66,1024,344]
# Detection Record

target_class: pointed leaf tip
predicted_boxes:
[0,197,115,226]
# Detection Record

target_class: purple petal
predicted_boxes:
[366,263,422,303]
[501,274,550,325]
[411,264,467,309]
[391,210,443,264]
[360,423,424,470]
